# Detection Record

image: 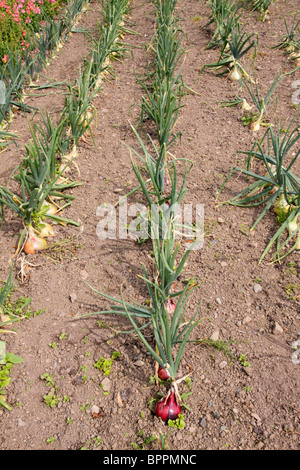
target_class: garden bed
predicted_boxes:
[0,0,299,451]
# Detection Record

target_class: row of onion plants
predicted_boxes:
[86,0,201,425]
[0,0,133,332]
[202,0,300,262]
[0,0,91,147]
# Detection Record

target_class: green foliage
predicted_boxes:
[0,341,24,410]
[94,351,120,375]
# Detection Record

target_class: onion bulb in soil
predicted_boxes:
[241,99,252,111]
[167,299,176,314]
[229,65,242,81]
[42,200,58,216]
[38,222,55,238]
[273,194,292,217]
[249,119,261,132]
[295,230,300,250]
[158,364,171,381]
[155,387,182,422]
[24,226,47,254]
[288,214,298,236]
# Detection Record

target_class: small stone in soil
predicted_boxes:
[272,322,283,335]
[254,284,262,293]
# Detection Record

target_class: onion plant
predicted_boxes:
[63,64,98,158]
[0,52,35,121]
[137,0,187,153]
[59,0,91,42]
[201,23,257,81]
[272,14,300,54]
[247,0,274,22]
[272,14,300,67]
[204,0,241,50]
[85,0,201,422]
[0,121,80,256]
[14,114,82,203]
[138,76,185,152]
[218,116,300,262]
[84,225,201,418]
[85,0,133,91]
[86,128,201,418]
[0,130,18,149]
[239,68,294,131]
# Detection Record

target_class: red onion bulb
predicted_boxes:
[155,389,182,422]
[158,365,171,381]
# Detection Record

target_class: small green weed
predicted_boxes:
[94,351,120,376]
[284,283,300,301]
[239,354,251,367]
[0,341,24,410]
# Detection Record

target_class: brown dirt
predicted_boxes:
[0,0,299,451]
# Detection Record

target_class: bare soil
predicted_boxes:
[0,0,299,451]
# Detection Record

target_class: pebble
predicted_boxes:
[210,330,219,341]
[251,413,262,423]
[18,418,26,427]
[80,270,89,280]
[101,377,111,392]
[272,322,283,335]
[91,405,100,415]
[219,360,227,369]
[243,315,252,325]
[116,392,123,407]
[254,284,262,293]
[134,360,145,367]
[200,417,207,428]
[243,366,253,377]
[69,292,77,303]
[216,298,222,305]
